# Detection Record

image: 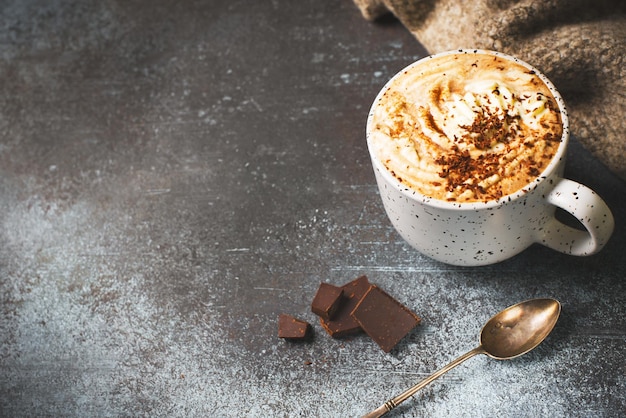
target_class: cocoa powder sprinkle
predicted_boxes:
[436,146,502,199]
[460,108,520,150]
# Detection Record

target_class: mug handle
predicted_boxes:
[540,178,614,256]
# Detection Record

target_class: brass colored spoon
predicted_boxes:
[362,298,561,418]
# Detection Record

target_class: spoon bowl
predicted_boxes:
[362,298,561,418]
[481,298,561,359]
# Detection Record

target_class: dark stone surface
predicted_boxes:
[0,0,624,416]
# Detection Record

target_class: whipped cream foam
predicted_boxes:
[368,52,563,203]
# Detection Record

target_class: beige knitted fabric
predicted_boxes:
[353,0,626,181]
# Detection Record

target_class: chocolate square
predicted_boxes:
[351,285,421,352]
[278,314,312,340]
[311,282,344,321]
[319,275,370,337]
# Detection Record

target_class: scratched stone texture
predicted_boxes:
[0,0,625,417]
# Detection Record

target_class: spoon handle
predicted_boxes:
[361,346,485,418]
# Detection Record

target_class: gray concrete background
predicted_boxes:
[0,1,625,416]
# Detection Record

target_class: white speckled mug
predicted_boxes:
[366,50,614,266]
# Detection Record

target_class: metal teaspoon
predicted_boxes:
[362,298,561,418]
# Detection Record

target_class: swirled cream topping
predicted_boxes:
[368,52,563,202]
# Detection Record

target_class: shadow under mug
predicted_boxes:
[366,49,615,266]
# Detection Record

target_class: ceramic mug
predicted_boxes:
[366,50,614,266]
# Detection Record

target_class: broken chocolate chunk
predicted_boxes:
[319,275,370,337]
[311,282,344,321]
[351,285,421,352]
[278,314,312,340]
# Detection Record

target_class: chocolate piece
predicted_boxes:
[320,275,370,337]
[351,285,421,352]
[278,314,312,340]
[311,282,344,321]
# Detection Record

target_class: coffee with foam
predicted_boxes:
[368,51,563,203]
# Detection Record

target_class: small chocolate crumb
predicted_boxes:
[278,314,312,340]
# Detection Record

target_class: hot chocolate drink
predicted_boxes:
[368,51,563,203]
[366,50,613,266]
